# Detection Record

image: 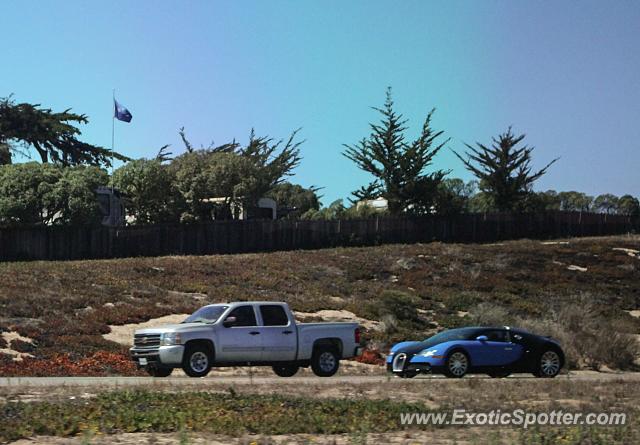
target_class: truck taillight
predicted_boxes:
[355,327,361,344]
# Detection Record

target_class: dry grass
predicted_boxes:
[0,235,638,372]
[0,378,640,445]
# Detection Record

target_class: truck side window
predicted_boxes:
[260,305,289,326]
[226,305,257,327]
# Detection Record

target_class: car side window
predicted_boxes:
[484,329,508,342]
[260,305,289,326]
[226,305,257,327]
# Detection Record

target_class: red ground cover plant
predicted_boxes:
[354,348,386,366]
[0,352,143,377]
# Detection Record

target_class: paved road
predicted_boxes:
[2,371,639,388]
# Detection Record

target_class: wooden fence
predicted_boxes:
[0,211,636,262]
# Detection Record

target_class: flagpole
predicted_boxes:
[111,89,115,192]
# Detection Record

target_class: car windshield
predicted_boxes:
[422,328,484,346]
[183,305,228,324]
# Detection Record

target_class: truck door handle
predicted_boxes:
[504,347,512,351]
[282,330,293,335]
[249,331,260,336]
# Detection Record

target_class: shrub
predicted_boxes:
[468,302,513,326]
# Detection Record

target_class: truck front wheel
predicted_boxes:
[272,365,299,377]
[182,344,213,377]
[311,348,340,377]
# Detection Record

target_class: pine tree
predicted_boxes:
[453,128,558,212]
[0,96,129,167]
[343,88,449,215]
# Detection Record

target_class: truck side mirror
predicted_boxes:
[476,335,488,342]
[223,316,237,328]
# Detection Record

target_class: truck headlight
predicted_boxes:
[417,349,438,357]
[160,332,182,346]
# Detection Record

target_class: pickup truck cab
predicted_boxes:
[130,301,362,378]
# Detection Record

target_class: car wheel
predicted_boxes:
[488,371,510,378]
[272,365,299,377]
[445,351,469,378]
[535,350,561,378]
[146,366,173,377]
[311,348,340,377]
[398,371,418,378]
[182,344,213,377]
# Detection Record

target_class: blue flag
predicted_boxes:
[114,99,133,123]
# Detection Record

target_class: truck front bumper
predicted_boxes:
[129,345,184,367]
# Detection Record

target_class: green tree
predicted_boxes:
[0,162,107,226]
[170,151,261,221]
[348,182,382,206]
[238,129,303,200]
[111,159,183,224]
[266,182,321,217]
[618,194,640,217]
[172,128,303,221]
[0,142,11,165]
[0,96,129,167]
[524,189,562,212]
[343,88,449,215]
[468,191,494,213]
[593,193,619,214]
[558,191,593,212]
[454,128,558,212]
[301,199,346,220]
[54,166,109,225]
[0,162,61,225]
[434,178,477,215]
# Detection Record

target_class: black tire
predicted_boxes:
[311,348,340,377]
[444,350,470,378]
[534,349,561,378]
[272,365,299,377]
[146,366,173,377]
[398,371,418,379]
[182,344,213,377]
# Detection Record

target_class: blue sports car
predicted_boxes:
[387,326,564,378]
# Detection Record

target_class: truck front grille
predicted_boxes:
[392,353,407,372]
[134,334,161,348]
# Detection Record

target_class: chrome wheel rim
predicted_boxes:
[190,351,209,373]
[319,351,336,372]
[449,352,468,376]
[540,351,560,376]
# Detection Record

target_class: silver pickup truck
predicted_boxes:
[130,301,362,377]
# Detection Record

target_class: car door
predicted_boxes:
[467,329,523,366]
[257,304,297,362]
[216,305,263,362]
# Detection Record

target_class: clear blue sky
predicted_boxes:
[2,1,639,205]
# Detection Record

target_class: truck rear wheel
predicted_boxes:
[311,348,340,377]
[272,365,299,377]
[182,344,213,377]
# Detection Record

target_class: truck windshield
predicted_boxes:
[183,305,228,324]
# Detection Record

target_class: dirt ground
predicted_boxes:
[8,429,524,445]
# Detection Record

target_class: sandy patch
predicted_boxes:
[103,314,190,346]
[541,241,570,245]
[0,331,35,361]
[294,309,380,331]
[628,310,640,318]
[613,247,640,258]
[567,265,587,272]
